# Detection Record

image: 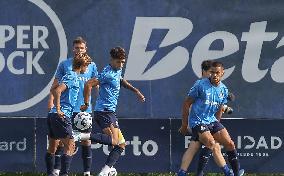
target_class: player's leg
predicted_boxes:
[80,140,92,176]
[52,115,75,176]
[53,141,64,176]
[211,122,244,176]
[96,112,124,175]
[107,129,124,176]
[99,126,125,175]
[177,141,200,176]
[198,126,232,176]
[45,113,60,176]
[60,137,75,176]
[46,137,60,176]
[196,145,212,176]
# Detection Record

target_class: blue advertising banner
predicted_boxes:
[0,118,283,173]
[0,118,34,172]
[1,0,284,119]
[171,118,284,173]
[35,118,171,173]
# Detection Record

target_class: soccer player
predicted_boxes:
[48,37,98,176]
[45,53,90,176]
[177,61,244,176]
[79,46,145,176]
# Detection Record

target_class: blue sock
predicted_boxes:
[227,149,240,175]
[82,145,92,172]
[45,152,55,175]
[90,133,112,145]
[105,145,124,167]
[221,164,231,176]
[54,146,64,170]
[177,169,187,176]
[60,154,72,175]
[196,147,211,176]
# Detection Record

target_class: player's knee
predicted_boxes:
[47,147,57,154]
[111,137,119,146]
[225,140,235,151]
[58,141,64,147]
[47,142,58,154]
[81,139,91,146]
[212,142,221,153]
[119,142,126,150]
[205,140,216,150]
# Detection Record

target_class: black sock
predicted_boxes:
[45,152,55,175]
[227,149,240,175]
[90,133,112,145]
[105,145,124,167]
[197,147,212,176]
[60,154,72,175]
[54,146,64,170]
[82,145,92,172]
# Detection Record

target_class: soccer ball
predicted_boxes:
[108,167,117,176]
[74,112,92,130]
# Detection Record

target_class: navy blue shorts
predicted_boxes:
[72,112,93,133]
[47,113,73,139]
[191,121,225,141]
[94,111,119,129]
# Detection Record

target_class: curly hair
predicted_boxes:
[73,53,90,69]
[110,46,126,60]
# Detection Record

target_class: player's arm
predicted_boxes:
[81,78,99,111]
[48,61,65,111]
[215,105,224,121]
[51,83,67,117]
[179,96,194,135]
[47,78,59,111]
[120,79,145,102]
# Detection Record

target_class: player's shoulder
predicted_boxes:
[59,58,72,65]
[197,78,210,86]
[89,61,97,67]
[88,61,98,69]
[219,81,229,92]
[219,81,228,89]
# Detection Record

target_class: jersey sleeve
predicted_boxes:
[55,61,65,80]
[60,72,75,88]
[187,80,200,99]
[221,86,229,105]
[90,62,98,78]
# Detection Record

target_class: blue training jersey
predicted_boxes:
[188,78,228,128]
[94,64,122,112]
[55,58,98,113]
[50,71,80,118]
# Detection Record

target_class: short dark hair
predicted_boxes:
[73,53,90,69]
[110,46,126,60]
[73,36,87,46]
[201,60,213,71]
[211,61,224,69]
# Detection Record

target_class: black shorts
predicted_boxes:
[47,113,73,139]
[72,112,93,133]
[191,121,225,141]
[94,111,119,129]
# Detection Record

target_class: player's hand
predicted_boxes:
[47,102,54,111]
[179,125,189,136]
[80,105,88,111]
[136,91,145,102]
[57,110,65,118]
